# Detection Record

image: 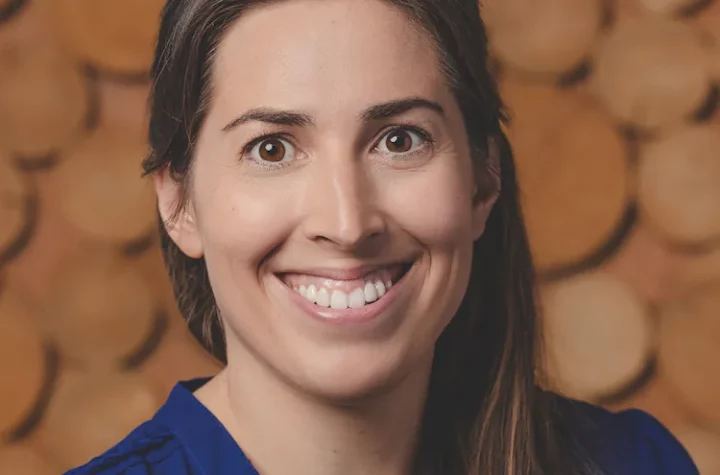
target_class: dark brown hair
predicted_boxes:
[143,1,601,474]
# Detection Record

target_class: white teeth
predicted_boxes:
[305,285,316,303]
[348,288,366,308]
[315,288,330,307]
[374,281,386,298]
[292,279,393,308]
[385,280,392,289]
[330,290,348,309]
[363,282,378,303]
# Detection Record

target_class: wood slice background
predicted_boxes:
[0,0,719,472]
[0,38,88,162]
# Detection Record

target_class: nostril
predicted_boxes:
[310,227,387,252]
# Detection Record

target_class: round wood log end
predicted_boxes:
[592,16,711,130]
[0,40,87,157]
[511,96,630,271]
[52,127,157,244]
[484,0,604,76]
[42,249,157,368]
[638,125,720,246]
[541,272,653,400]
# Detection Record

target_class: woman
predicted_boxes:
[67,0,698,474]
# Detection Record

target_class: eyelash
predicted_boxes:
[240,125,435,170]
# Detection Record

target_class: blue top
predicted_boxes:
[65,378,698,475]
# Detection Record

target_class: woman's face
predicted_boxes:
[158,0,497,401]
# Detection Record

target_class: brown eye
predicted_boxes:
[376,128,428,157]
[246,136,297,168]
[385,130,413,153]
[258,138,286,162]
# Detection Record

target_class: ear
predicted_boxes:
[154,168,204,258]
[471,136,501,240]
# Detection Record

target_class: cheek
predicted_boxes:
[192,171,295,271]
[383,164,475,247]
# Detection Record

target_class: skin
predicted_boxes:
[155,0,499,473]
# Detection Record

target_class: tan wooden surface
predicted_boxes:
[49,126,156,245]
[0,445,57,475]
[502,77,630,272]
[482,0,604,78]
[43,0,166,74]
[540,272,653,400]
[658,280,720,429]
[40,247,157,368]
[0,285,46,439]
[0,152,30,251]
[637,0,706,14]
[692,0,720,81]
[36,370,159,471]
[0,39,87,159]
[638,125,720,247]
[592,16,711,130]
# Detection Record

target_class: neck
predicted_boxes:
[196,344,432,475]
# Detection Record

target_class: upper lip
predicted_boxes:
[275,262,413,281]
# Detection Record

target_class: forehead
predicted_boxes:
[211,0,447,118]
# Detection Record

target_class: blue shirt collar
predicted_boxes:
[153,378,259,475]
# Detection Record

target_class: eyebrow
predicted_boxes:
[221,97,445,132]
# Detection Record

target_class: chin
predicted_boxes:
[289,346,417,404]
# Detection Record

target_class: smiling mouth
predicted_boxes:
[277,263,413,310]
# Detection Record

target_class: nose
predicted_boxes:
[300,153,386,252]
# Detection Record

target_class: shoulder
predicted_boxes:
[551,394,699,475]
[63,419,197,475]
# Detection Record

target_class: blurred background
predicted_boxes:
[0,0,718,473]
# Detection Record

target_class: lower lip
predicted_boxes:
[279,265,413,327]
